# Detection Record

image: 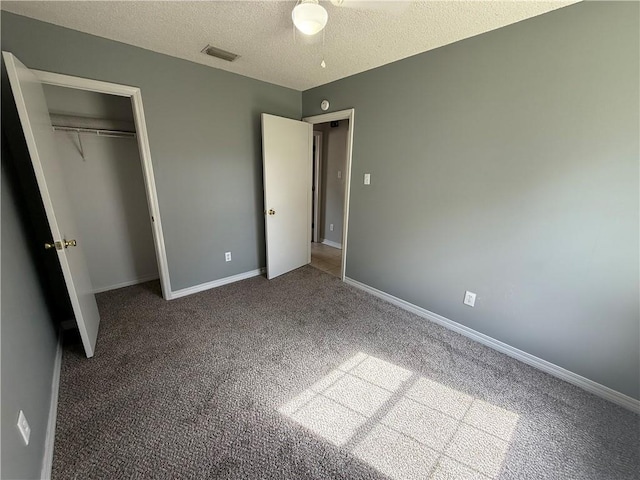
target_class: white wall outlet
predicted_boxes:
[225,252,232,262]
[330,224,334,231]
[17,410,30,445]
[364,173,371,185]
[464,291,477,307]
[337,170,342,179]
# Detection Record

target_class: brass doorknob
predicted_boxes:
[44,239,77,250]
[268,209,276,216]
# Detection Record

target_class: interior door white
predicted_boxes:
[3,51,101,357]
[262,113,312,279]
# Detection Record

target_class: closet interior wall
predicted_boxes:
[42,85,158,293]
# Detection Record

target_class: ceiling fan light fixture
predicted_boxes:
[292,0,328,36]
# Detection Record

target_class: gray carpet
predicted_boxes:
[52,266,639,479]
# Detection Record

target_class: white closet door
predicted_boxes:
[3,51,101,358]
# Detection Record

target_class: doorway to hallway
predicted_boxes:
[304,108,355,280]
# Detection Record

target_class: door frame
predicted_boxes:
[33,69,172,299]
[303,109,355,281]
[312,130,323,243]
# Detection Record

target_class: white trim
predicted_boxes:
[303,109,355,282]
[32,69,173,301]
[92,274,160,294]
[33,69,138,97]
[304,110,354,124]
[312,131,323,244]
[169,268,265,300]
[307,125,313,266]
[344,276,640,414]
[130,90,172,300]
[40,335,63,480]
[320,238,342,249]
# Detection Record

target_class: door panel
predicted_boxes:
[3,51,100,357]
[262,113,312,279]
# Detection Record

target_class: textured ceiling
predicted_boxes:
[1,1,579,91]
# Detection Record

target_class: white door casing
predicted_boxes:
[31,68,172,300]
[303,109,355,281]
[312,131,323,244]
[3,51,101,357]
[262,113,312,279]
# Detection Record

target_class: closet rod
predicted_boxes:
[52,125,136,139]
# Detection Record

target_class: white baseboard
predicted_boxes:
[344,277,640,414]
[320,238,342,249]
[169,268,265,300]
[92,274,160,294]
[41,333,63,480]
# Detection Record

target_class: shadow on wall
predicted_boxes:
[279,352,519,479]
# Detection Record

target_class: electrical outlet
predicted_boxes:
[364,173,371,185]
[17,410,30,445]
[225,252,232,262]
[330,224,334,231]
[337,170,342,179]
[463,291,476,307]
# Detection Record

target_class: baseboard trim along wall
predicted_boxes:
[41,333,63,480]
[320,239,342,249]
[344,276,640,414]
[92,274,160,294]
[169,268,265,300]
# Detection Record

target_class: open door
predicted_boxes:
[3,51,100,357]
[262,113,312,279]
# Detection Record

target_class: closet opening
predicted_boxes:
[40,83,164,297]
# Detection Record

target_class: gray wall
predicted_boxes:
[1,11,301,292]
[303,1,640,399]
[43,86,158,292]
[317,121,348,246]
[1,144,58,480]
[43,84,134,124]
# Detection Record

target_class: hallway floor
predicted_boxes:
[310,242,341,277]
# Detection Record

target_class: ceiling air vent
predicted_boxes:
[201,44,239,62]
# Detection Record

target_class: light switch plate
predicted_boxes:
[364,173,371,185]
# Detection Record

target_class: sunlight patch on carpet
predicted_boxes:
[279,352,520,479]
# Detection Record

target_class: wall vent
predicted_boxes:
[201,44,240,62]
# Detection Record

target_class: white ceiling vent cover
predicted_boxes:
[201,44,239,62]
